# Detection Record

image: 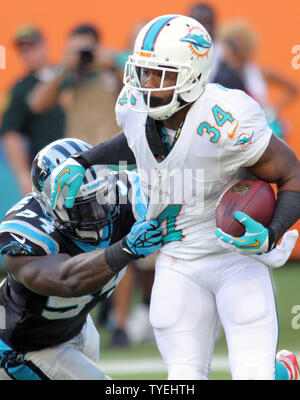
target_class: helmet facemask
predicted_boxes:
[124,58,198,120]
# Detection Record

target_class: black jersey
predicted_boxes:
[0,172,141,352]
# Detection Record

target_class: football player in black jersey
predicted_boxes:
[0,138,162,380]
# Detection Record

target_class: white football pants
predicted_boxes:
[0,314,111,380]
[149,252,278,380]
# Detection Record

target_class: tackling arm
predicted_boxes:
[3,219,162,298]
[72,131,136,168]
[50,132,136,209]
[4,250,114,298]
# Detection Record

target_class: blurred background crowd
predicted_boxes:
[0,1,299,349]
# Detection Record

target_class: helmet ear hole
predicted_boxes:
[191,73,201,84]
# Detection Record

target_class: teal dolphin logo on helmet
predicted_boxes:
[180,33,212,49]
[180,26,212,59]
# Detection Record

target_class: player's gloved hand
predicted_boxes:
[251,229,298,268]
[123,218,163,258]
[215,211,272,255]
[50,158,86,209]
[104,218,163,273]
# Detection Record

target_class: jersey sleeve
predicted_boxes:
[0,231,47,257]
[222,93,273,171]
[0,196,59,256]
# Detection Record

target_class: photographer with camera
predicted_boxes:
[29,24,120,146]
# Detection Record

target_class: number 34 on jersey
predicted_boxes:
[198,104,237,143]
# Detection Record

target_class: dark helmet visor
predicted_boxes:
[65,194,119,231]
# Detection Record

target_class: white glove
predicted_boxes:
[250,230,299,268]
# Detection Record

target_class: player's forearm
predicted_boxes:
[72,132,136,168]
[248,135,300,245]
[268,190,300,245]
[269,158,300,243]
[5,237,138,298]
[6,250,116,298]
[55,251,117,297]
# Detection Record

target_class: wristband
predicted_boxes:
[104,238,139,273]
[269,190,300,245]
[267,226,276,251]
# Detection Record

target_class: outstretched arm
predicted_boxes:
[4,250,114,298]
[50,132,136,209]
[73,131,136,168]
[4,219,162,298]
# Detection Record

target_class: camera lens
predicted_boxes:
[79,49,94,65]
[77,47,95,76]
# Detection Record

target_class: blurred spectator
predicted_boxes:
[30,23,119,146]
[0,25,65,196]
[189,3,246,90]
[219,19,298,138]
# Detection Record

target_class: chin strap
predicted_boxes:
[149,97,190,121]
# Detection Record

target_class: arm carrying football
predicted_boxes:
[216,134,300,255]
[248,134,300,246]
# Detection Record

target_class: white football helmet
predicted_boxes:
[123,14,214,120]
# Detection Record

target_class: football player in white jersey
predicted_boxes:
[49,15,300,380]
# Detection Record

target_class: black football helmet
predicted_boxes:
[31,138,120,244]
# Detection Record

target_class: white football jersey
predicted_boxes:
[116,83,273,260]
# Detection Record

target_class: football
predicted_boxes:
[216,179,276,237]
